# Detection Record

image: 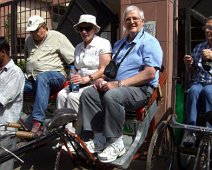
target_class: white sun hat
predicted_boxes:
[26,15,45,32]
[73,14,101,33]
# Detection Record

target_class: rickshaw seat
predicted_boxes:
[47,108,77,130]
[112,66,167,169]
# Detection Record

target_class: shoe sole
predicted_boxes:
[98,147,126,163]
[85,141,105,153]
[88,147,104,153]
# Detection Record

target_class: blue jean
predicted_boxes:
[186,83,212,125]
[24,71,66,123]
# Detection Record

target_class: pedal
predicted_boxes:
[18,118,30,131]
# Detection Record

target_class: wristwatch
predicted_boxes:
[89,75,94,82]
[118,80,124,87]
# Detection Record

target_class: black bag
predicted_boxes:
[104,60,120,79]
[104,42,136,79]
[202,60,212,72]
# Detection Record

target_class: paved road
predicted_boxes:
[13,139,183,170]
[13,139,148,170]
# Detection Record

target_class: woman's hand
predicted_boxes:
[70,74,82,84]
[70,74,90,85]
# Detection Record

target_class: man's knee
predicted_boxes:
[67,93,79,103]
[36,73,48,85]
[81,87,94,100]
[187,84,202,96]
[202,85,212,97]
[102,90,120,105]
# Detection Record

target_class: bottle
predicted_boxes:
[69,65,79,92]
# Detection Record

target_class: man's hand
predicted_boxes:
[184,55,193,65]
[202,49,212,61]
[93,78,119,92]
[100,81,118,91]
[93,78,105,90]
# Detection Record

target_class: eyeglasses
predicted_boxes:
[125,17,141,23]
[202,25,212,31]
[77,25,93,32]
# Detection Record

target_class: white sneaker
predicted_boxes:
[206,121,212,128]
[85,139,105,153]
[98,139,126,163]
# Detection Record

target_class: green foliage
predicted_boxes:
[17,59,26,72]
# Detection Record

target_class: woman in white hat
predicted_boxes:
[57,14,112,133]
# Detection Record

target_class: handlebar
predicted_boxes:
[0,123,22,129]
[15,131,35,139]
[0,146,24,163]
[169,114,212,133]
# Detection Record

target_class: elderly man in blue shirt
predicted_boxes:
[80,5,163,163]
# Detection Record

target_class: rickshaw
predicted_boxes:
[0,66,173,170]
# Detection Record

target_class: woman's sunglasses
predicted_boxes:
[77,25,93,32]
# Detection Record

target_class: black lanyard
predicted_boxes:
[112,30,144,66]
[112,42,135,66]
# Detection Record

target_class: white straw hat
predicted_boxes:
[73,14,100,33]
[26,15,45,31]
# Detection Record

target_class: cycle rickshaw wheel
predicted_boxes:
[146,120,174,170]
[176,147,192,169]
[176,128,192,169]
[193,138,211,170]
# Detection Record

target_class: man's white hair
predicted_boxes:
[123,5,145,21]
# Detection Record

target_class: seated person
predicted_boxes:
[24,15,75,136]
[182,16,212,147]
[80,5,163,162]
[56,14,111,133]
[0,37,25,170]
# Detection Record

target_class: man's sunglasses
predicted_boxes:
[77,25,93,32]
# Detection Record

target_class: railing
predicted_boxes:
[0,0,72,60]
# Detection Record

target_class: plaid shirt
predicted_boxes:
[192,41,212,84]
[0,60,24,133]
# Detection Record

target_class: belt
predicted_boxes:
[141,84,155,90]
[149,84,156,90]
[27,76,35,82]
[79,83,91,88]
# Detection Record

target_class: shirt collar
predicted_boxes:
[1,59,14,72]
[205,41,212,49]
[80,35,98,50]
[124,28,145,44]
[89,35,98,47]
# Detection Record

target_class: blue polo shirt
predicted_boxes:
[111,28,163,87]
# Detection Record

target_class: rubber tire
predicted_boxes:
[193,138,210,170]
[146,120,174,170]
[176,129,192,170]
[176,147,192,170]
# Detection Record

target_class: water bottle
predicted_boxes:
[69,65,79,92]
